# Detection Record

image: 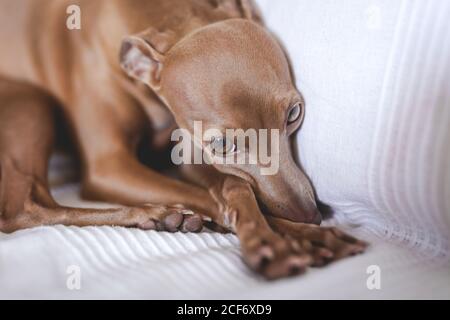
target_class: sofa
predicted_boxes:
[0,0,449,299]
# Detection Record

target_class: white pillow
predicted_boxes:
[256,0,450,258]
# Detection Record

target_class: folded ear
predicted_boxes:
[238,0,263,24]
[120,29,174,90]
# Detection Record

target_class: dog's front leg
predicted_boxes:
[180,163,368,274]
[200,175,311,279]
[83,148,311,279]
[0,81,205,234]
[81,150,314,279]
[80,148,221,232]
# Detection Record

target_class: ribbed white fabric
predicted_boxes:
[367,0,450,258]
[258,0,450,259]
[0,186,449,299]
[1,0,449,299]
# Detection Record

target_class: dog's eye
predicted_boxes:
[210,136,236,155]
[287,103,302,124]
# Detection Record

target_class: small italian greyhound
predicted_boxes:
[0,0,367,279]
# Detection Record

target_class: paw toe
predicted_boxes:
[181,213,203,233]
[163,212,184,232]
[245,245,273,270]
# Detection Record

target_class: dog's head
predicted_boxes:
[120,19,321,225]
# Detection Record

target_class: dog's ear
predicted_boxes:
[120,29,175,90]
[237,0,263,24]
[213,0,263,24]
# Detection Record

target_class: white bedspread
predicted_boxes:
[0,184,447,299]
[1,0,449,299]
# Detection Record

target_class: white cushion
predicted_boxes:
[257,0,450,259]
[1,0,449,299]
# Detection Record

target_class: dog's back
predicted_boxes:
[0,0,35,81]
[0,0,253,94]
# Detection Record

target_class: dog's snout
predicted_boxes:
[311,209,322,225]
[273,203,322,225]
[301,207,322,225]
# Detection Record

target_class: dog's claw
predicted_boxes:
[263,254,310,280]
[155,220,165,231]
[246,245,274,270]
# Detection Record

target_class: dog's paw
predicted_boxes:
[267,217,368,267]
[135,204,204,233]
[297,225,368,266]
[239,224,312,280]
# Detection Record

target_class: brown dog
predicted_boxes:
[0,0,367,279]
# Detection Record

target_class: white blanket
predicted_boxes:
[259,0,450,259]
[1,0,449,299]
[1,183,448,299]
